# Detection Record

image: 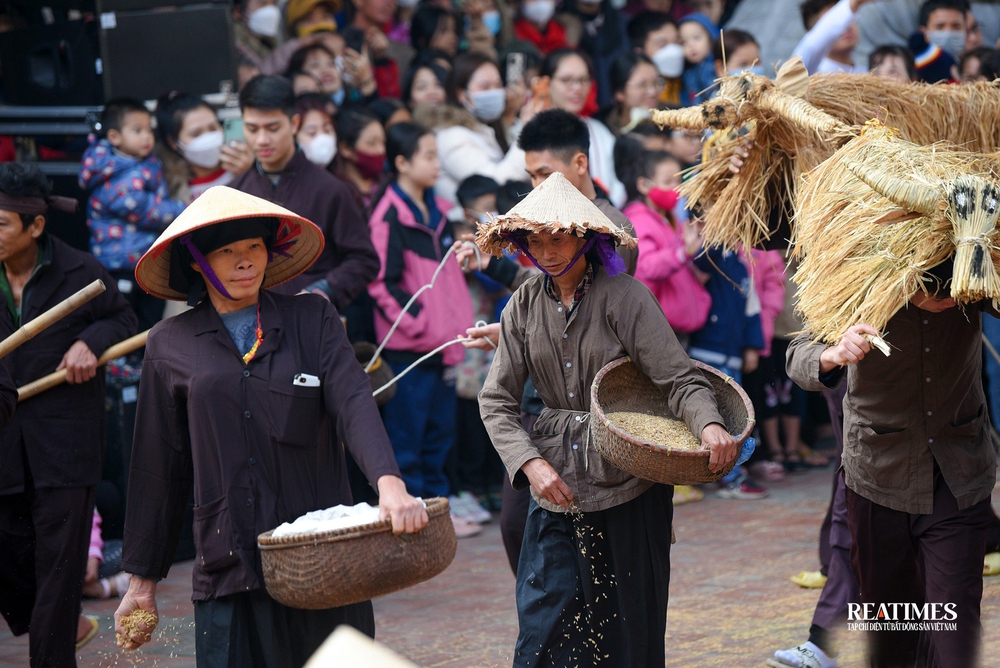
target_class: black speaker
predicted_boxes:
[98,0,228,9]
[0,3,236,106]
[0,19,103,105]
[97,3,237,101]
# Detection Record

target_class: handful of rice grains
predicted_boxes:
[116,609,158,647]
[605,412,701,451]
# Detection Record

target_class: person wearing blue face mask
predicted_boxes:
[909,0,968,83]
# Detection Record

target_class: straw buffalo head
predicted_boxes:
[847,161,1000,291]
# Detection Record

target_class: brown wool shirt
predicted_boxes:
[480,266,724,513]
[787,302,998,515]
[121,291,400,600]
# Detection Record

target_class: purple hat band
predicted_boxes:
[502,232,627,278]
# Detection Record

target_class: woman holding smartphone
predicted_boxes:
[155,92,254,203]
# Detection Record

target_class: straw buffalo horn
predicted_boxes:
[845,161,944,215]
[754,89,851,137]
[650,100,739,131]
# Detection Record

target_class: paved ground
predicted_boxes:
[3,467,1000,667]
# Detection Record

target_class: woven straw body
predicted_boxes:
[590,358,754,485]
[476,171,636,257]
[135,186,325,301]
[352,341,396,406]
[652,71,1000,251]
[793,121,1000,344]
[257,497,456,610]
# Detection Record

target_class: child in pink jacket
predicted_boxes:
[367,122,476,536]
[617,141,710,346]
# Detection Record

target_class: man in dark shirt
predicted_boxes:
[229,75,379,313]
[116,187,425,665]
[0,163,137,667]
[787,263,997,668]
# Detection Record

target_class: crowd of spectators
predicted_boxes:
[9,0,1000,540]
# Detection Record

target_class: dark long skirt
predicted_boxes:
[193,588,374,668]
[514,484,673,668]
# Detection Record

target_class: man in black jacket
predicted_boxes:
[230,76,380,313]
[0,163,137,667]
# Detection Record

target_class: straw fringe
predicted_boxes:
[792,122,1000,344]
[667,73,1000,251]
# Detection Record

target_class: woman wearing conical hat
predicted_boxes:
[478,172,738,667]
[113,186,427,664]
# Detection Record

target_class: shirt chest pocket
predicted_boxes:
[267,381,323,447]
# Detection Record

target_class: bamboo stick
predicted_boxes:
[17,329,149,402]
[0,279,105,359]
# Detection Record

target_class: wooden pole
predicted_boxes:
[0,279,105,359]
[17,329,149,402]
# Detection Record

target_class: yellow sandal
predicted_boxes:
[790,570,828,589]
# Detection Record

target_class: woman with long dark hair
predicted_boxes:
[155,92,253,203]
[332,108,386,210]
[537,49,624,206]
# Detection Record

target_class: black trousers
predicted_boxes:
[194,588,375,668]
[514,485,673,668]
[846,469,992,668]
[0,483,95,668]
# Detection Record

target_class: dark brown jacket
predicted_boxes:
[230,151,380,310]
[0,234,136,494]
[786,302,998,515]
[121,291,400,600]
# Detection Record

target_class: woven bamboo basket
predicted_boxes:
[257,497,456,610]
[353,341,396,406]
[590,358,755,485]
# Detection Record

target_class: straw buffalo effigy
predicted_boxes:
[650,59,1000,251]
[792,120,1000,346]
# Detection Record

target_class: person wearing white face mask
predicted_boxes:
[233,0,320,77]
[627,11,684,107]
[420,52,538,206]
[295,94,339,167]
[155,92,254,203]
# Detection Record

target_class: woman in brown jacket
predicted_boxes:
[477,172,737,667]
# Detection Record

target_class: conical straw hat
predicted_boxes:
[475,171,637,256]
[135,186,325,301]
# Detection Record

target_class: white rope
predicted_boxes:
[366,243,457,371]
[984,333,1000,367]
[371,319,496,398]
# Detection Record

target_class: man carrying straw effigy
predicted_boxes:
[788,261,997,668]
[114,186,427,666]
[478,171,737,667]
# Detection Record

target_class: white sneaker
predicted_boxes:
[770,641,837,668]
[457,491,492,524]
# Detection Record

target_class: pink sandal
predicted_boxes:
[750,460,786,482]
